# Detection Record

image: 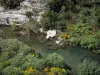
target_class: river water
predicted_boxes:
[0,26,100,72]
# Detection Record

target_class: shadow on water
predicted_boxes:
[64,64,72,71]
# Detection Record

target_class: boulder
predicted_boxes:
[46,30,57,39]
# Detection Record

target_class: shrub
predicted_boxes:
[47,53,65,67]
[25,11,33,18]
[49,67,67,75]
[43,67,67,75]
[22,55,47,70]
[24,66,39,75]
[60,33,70,40]
[0,39,21,58]
[3,66,22,75]
[19,44,35,55]
[73,24,92,36]
[80,35,100,50]
[0,30,5,38]
[9,53,24,67]
[0,39,21,53]
[77,59,100,75]
[11,22,18,31]
[40,10,58,30]
[0,61,10,71]
[0,0,24,9]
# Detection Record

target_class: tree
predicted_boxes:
[0,0,24,9]
[41,10,58,30]
[0,30,5,38]
[3,66,22,75]
[47,53,65,67]
[77,59,100,75]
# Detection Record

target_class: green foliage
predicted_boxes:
[22,53,65,71]
[47,53,65,67]
[46,0,74,12]
[11,22,18,31]
[0,0,24,9]
[41,10,58,30]
[42,0,100,32]
[19,45,35,55]
[25,23,31,39]
[3,66,22,75]
[0,39,21,52]
[47,0,63,12]
[95,7,100,27]
[0,39,22,59]
[0,38,35,71]
[25,18,39,33]
[0,36,66,74]
[25,11,33,18]
[80,35,100,50]
[43,67,68,75]
[0,61,10,71]
[22,55,47,70]
[72,24,92,36]
[63,23,100,54]
[77,59,100,75]
[76,7,97,25]
[0,30,5,38]
[9,53,24,67]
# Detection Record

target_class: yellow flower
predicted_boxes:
[32,54,35,57]
[43,67,49,72]
[61,68,66,72]
[67,35,70,39]
[60,33,71,40]
[67,24,74,31]
[24,66,39,75]
[48,72,55,75]
[49,67,67,74]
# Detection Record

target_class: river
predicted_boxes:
[0,26,100,72]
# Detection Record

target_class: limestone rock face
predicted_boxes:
[0,13,28,25]
[0,0,44,26]
[46,30,57,39]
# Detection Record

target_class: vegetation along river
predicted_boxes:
[0,26,100,72]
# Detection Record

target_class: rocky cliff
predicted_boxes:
[0,0,45,26]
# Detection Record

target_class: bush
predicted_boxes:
[25,18,40,33]
[22,54,47,70]
[25,11,33,18]
[19,44,35,55]
[47,53,65,67]
[77,59,100,75]
[0,0,24,9]
[80,35,100,50]
[0,30,5,38]
[66,23,100,52]
[49,67,67,75]
[3,66,22,75]
[0,38,35,60]
[72,24,92,36]
[43,67,68,75]
[24,66,39,75]
[0,37,66,74]
[9,53,24,67]
[0,61,10,71]
[0,39,21,53]
[11,22,18,31]
[41,10,58,30]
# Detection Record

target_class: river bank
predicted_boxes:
[0,26,100,73]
